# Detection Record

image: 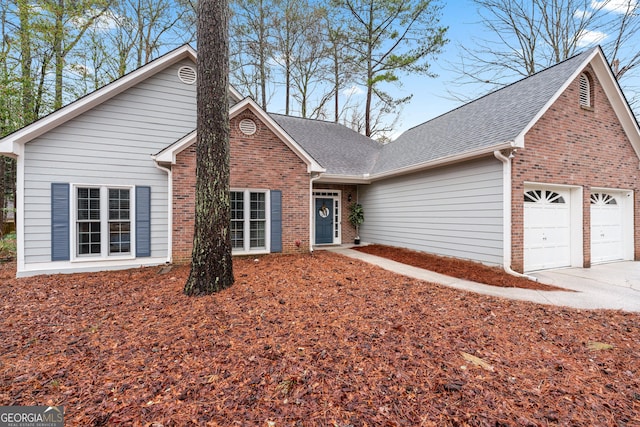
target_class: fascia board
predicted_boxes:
[368,142,513,182]
[229,98,325,173]
[2,45,197,148]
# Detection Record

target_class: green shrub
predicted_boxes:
[0,233,16,260]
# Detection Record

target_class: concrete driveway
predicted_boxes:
[329,248,640,313]
[531,261,640,312]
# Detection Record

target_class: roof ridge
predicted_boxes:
[399,46,599,136]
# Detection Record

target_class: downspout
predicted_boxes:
[493,150,538,281]
[309,172,321,253]
[153,161,173,264]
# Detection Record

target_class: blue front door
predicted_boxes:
[315,198,333,244]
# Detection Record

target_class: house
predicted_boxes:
[1,45,638,278]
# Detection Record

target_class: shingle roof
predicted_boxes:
[370,47,598,175]
[270,113,382,176]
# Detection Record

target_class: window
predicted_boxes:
[108,189,131,254]
[230,191,244,249]
[77,188,101,255]
[524,190,565,204]
[579,72,592,108]
[590,193,617,205]
[231,190,269,252]
[75,186,132,258]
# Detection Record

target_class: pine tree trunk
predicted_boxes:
[184,0,234,295]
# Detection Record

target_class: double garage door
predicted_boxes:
[524,187,628,271]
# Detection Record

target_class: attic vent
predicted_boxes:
[178,66,197,84]
[579,72,591,107]
[239,118,257,135]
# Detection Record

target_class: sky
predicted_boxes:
[299,0,640,139]
[386,0,483,135]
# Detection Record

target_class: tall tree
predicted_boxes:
[40,0,111,109]
[184,0,234,295]
[333,0,447,137]
[230,0,277,110]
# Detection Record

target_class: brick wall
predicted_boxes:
[511,64,640,272]
[172,110,311,262]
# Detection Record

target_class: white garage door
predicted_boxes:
[591,192,623,263]
[524,189,571,271]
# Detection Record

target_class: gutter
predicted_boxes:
[153,158,173,264]
[309,172,322,253]
[493,150,539,282]
[370,142,513,182]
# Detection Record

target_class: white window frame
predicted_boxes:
[230,188,270,255]
[71,184,136,262]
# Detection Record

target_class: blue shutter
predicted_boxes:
[136,186,151,257]
[51,183,70,261]
[270,190,282,253]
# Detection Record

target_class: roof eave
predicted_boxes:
[369,142,514,182]
[1,45,198,149]
[0,139,18,157]
[315,174,372,184]
[153,98,326,174]
[229,98,325,173]
[515,47,640,157]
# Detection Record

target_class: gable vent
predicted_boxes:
[178,66,197,84]
[579,73,591,107]
[239,118,257,135]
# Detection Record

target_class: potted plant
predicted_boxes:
[348,202,364,244]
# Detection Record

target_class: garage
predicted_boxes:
[590,192,625,263]
[524,188,572,271]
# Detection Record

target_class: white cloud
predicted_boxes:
[342,85,364,97]
[73,9,121,31]
[577,29,608,47]
[592,0,639,14]
[574,8,592,19]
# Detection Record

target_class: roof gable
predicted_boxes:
[0,45,243,157]
[154,98,325,173]
[372,48,604,177]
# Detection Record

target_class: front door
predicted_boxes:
[315,198,334,244]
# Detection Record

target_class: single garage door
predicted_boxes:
[524,189,571,271]
[591,192,623,263]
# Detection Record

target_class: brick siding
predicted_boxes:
[172,110,311,262]
[511,65,640,272]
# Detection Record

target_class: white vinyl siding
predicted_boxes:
[358,157,504,265]
[23,59,197,264]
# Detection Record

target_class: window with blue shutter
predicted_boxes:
[51,183,70,261]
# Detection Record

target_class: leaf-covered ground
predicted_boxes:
[1,251,639,426]
[354,244,563,291]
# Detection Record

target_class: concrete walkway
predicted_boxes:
[326,247,640,313]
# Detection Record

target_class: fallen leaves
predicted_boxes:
[0,251,639,426]
[354,244,566,291]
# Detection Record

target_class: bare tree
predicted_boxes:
[230,0,277,110]
[451,0,640,110]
